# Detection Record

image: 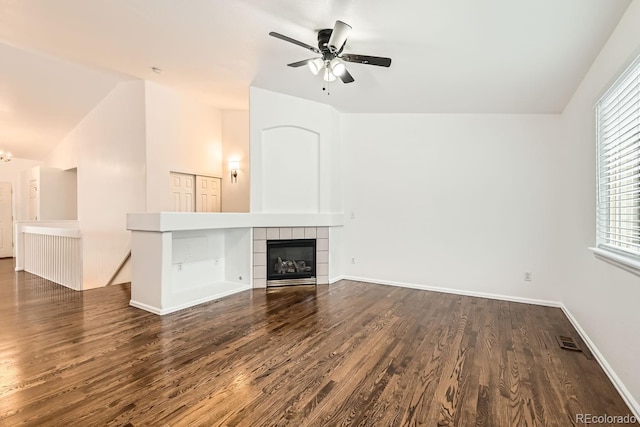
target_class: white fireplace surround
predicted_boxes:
[126,212,342,315]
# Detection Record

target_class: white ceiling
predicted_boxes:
[0,0,632,160]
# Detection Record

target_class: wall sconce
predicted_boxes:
[0,151,12,162]
[229,161,239,183]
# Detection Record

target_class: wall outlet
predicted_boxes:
[351,257,356,264]
[178,262,183,271]
[524,272,532,281]
[350,212,356,220]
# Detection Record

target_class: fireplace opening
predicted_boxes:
[266,239,316,286]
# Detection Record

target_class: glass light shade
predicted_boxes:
[328,20,352,53]
[329,58,346,76]
[308,58,324,75]
[229,161,240,171]
[323,68,337,82]
[0,150,12,162]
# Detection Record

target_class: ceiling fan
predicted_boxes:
[269,20,392,84]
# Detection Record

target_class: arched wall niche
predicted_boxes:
[261,125,320,213]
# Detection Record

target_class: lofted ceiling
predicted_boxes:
[0,0,632,160]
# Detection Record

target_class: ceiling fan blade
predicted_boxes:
[287,58,316,67]
[269,32,320,54]
[342,54,392,67]
[328,20,352,53]
[339,69,355,84]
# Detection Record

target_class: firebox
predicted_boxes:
[266,239,316,286]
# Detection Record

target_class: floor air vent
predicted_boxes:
[557,335,581,351]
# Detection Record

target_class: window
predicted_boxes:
[596,55,640,265]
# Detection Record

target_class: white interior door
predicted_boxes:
[195,176,221,212]
[0,182,13,258]
[170,172,195,212]
[29,179,38,220]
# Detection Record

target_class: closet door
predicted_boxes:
[169,172,195,212]
[195,176,221,212]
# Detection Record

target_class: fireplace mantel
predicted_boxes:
[127,212,344,232]
[126,212,343,315]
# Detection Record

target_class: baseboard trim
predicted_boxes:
[328,275,345,284]
[560,305,640,419]
[341,275,562,307]
[129,300,162,315]
[341,275,639,417]
[130,284,253,316]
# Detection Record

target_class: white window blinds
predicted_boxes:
[596,56,640,257]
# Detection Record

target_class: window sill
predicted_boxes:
[589,247,640,277]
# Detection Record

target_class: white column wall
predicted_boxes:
[261,127,320,213]
[249,87,341,214]
[221,110,250,212]
[46,80,147,288]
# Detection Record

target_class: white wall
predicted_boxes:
[221,110,250,212]
[559,0,640,412]
[0,158,41,257]
[46,80,147,288]
[250,87,342,214]
[262,126,320,213]
[329,108,343,215]
[22,166,39,220]
[0,158,41,223]
[145,81,223,212]
[341,114,564,303]
[38,167,77,220]
[43,80,223,288]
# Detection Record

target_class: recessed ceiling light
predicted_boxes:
[151,67,162,74]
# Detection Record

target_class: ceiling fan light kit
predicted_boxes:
[329,58,346,76]
[308,58,324,75]
[269,20,391,86]
[0,151,12,162]
[327,20,351,53]
[322,68,337,82]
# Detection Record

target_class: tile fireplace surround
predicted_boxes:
[253,227,329,288]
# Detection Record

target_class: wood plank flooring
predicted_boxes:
[0,258,634,426]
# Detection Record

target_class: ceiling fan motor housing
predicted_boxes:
[318,29,341,59]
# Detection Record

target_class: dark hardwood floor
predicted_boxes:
[0,258,634,426]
